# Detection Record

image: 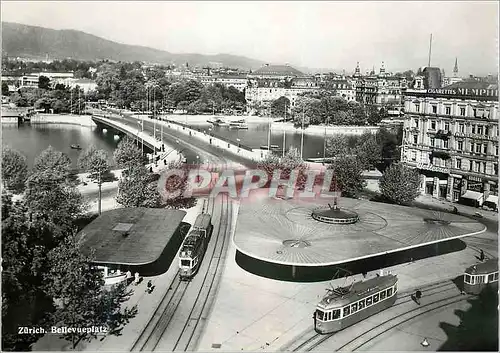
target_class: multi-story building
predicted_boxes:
[245,64,320,111]
[401,80,498,208]
[353,62,407,113]
[199,74,248,92]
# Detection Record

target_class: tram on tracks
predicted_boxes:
[179,213,213,280]
[463,258,499,295]
[314,273,398,334]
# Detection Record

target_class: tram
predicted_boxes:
[179,213,213,280]
[314,273,398,334]
[463,258,499,295]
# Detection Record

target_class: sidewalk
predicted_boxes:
[414,194,498,222]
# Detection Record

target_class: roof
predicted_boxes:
[77,208,187,265]
[443,79,498,90]
[252,64,304,77]
[461,190,484,201]
[193,213,212,230]
[465,258,498,275]
[318,275,397,308]
[233,196,486,266]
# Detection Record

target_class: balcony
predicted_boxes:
[430,150,451,160]
[432,130,452,140]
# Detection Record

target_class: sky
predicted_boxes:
[1,1,498,75]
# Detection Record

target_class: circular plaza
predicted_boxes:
[233,196,486,280]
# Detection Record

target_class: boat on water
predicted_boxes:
[229,119,249,129]
[70,144,82,150]
[207,117,229,127]
[260,144,280,150]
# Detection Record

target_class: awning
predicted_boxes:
[461,190,484,201]
[485,195,498,206]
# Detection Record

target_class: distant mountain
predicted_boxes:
[1,22,267,70]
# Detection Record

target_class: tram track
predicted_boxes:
[285,278,461,352]
[129,196,217,351]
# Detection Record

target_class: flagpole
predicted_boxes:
[300,105,304,159]
[282,102,286,157]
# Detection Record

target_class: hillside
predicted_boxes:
[1,22,266,69]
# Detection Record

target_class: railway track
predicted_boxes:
[284,278,463,351]
[129,195,218,351]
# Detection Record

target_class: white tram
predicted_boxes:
[314,274,398,334]
[179,213,213,280]
[463,258,499,295]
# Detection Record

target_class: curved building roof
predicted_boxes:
[251,64,304,77]
[233,197,486,267]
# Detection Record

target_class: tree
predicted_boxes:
[270,96,291,119]
[257,147,309,191]
[2,82,10,95]
[160,161,196,209]
[117,166,162,208]
[325,135,350,159]
[354,131,382,169]
[1,147,28,194]
[44,235,137,349]
[26,147,85,232]
[113,137,146,170]
[78,145,111,215]
[367,105,383,125]
[379,163,420,205]
[38,75,51,89]
[328,156,366,198]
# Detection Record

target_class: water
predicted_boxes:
[2,124,120,170]
[1,121,333,172]
[186,122,329,159]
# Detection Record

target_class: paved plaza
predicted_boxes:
[233,196,487,267]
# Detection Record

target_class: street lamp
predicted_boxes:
[237,138,241,148]
[196,155,200,180]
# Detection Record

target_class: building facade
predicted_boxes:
[353,62,407,113]
[245,64,320,112]
[401,80,498,208]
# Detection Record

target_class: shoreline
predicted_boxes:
[29,114,96,127]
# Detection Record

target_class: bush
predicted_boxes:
[379,163,420,205]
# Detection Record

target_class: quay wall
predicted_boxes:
[30,114,97,127]
[270,122,380,136]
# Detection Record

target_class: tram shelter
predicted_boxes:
[77,208,187,285]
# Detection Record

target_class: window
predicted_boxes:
[483,144,488,154]
[477,275,485,284]
[496,146,499,156]
[351,302,358,313]
[477,126,483,135]
[358,300,365,310]
[332,309,340,320]
[431,121,436,130]
[483,162,486,174]
[316,310,324,321]
[456,158,462,169]
[459,123,465,133]
[469,276,476,285]
[495,273,499,281]
[444,140,449,148]
[464,274,471,284]
[444,122,450,131]
[415,119,419,128]
[181,260,190,267]
[473,108,477,117]
[366,296,373,306]
[380,291,386,300]
[494,163,498,175]
[485,126,489,136]
[373,293,380,303]
[460,107,466,116]
[488,273,495,282]
[413,135,418,144]
[475,161,481,172]
[411,151,417,161]
[472,125,476,134]
[430,138,435,147]
[387,288,393,296]
[469,160,473,171]
[432,105,437,114]
[470,142,475,152]
[414,104,420,112]
[475,144,482,154]
[445,106,451,115]
[343,306,350,317]
[457,141,463,151]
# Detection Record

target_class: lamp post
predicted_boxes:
[237,138,241,148]
[323,117,329,159]
[300,105,305,159]
[267,106,272,150]
[196,155,200,179]
[283,102,287,157]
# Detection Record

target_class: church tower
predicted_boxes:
[354,62,361,77]
[453,58,459,77]
[379,61,386,76]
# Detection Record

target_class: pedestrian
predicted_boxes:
[147,280,153,293]
[480,250,485,261]
[415,290,422,304]
[126,270,132,284]
[134,272,140,285]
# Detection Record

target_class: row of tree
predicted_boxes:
[1,146,137,351]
